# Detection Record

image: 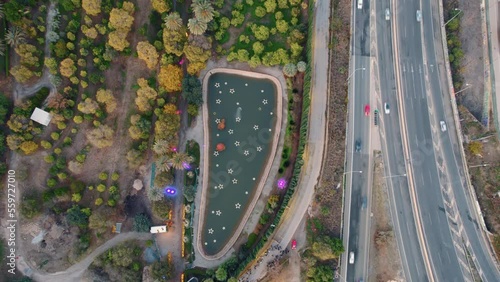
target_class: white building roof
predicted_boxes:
[30,107,52,126]
[150,226,167,233]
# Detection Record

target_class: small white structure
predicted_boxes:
[133,179,143,191]
[30,107,52,126]
[150,225,167,233]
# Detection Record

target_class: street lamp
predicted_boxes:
[346,67,366,82]
[344,170,363,174]
[383,173,407,179]
[454,83,472,96]
[444,8,462,26]
[469,164,489,168]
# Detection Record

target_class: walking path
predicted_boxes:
[487,0,500,138]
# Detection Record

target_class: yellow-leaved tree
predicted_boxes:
[108,5,135,51]
[158,64,183,92]
[135,78,158,112]
[59,58,76,77]
[82,0,101,16]
[77,98,99,114]
[96,89,117,113]
[19,141,39,155]
[137,41,159,69]
[86,125,114,148]
[152,0,170,14]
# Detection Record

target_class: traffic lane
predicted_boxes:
[401,84,464,281]
[346,151,370,282]
[354,1,371,56]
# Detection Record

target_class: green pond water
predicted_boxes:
[202,72,278,255]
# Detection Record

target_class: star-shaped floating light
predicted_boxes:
[244,150,249,156]
[263,99,268,105]
[205,242,208,245]
[277,178,288,190]
[216,164,219,167]
[218,184,224,189]
[236,102,240,105]
[236,117,241,122]
[228,168,233,174]
[208,228,214,234]
[213,239,217,243]
[214,185,218,189]
[253,125,259,130]
[222,226,226,230]
[245,191,249,194]
[252,177,256,180]
[211,210,215,214]
[216,99,221,104]
[219,90,222,94]
[232,178,238,184]
[229,88,235,94]
[213,151,219,156]
[269,129,272,132]
[215,83,220,88]
[235,141,240,146]
[245,83,248,86]
[224,82,228,85]
[261,90,264,93]
[228,129,234,134]
[270,112,273,115]
[257,146,262,152]
[215,118,221,124]
[235,203,241,209]
[216,210,222,216]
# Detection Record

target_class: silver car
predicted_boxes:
[385,8,390,21]
[416,10,422,22]
[440,121,447,132]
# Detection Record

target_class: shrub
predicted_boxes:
[44,154,56,163]
[133,213,151,232]
[97,184,106,192]
[107,199,116,207]
[54,148,62,154]
[51,132,60,140]
[41,140,52,149]
[95,198,103,206]
[111,172,120,181]
[47,178,57,187]
[98,172,108,180]
[72,193,82,202]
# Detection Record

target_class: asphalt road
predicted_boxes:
[374,0,429,281]
[342,1,372,281]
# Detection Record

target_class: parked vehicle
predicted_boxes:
[355,140,361,152]
[416,10,422,22]
[358,0,363,9]
[349,252,355,264]
[385,8,390,20]
[384,103,390,114]
[440,121,447,132]
[291,239,297,250]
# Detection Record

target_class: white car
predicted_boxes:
[385,8,390,21]
[357,0,363,10]
[440,121,447,132]
[384,103,390,114]
[349,252,355,264]
[416,10,422,22]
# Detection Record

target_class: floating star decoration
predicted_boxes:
[235,141,240,146]
[214,185,218,189]
[263,99,268,105]
[215,83,220,88]
[224,82,228,85]
[212,210,215,214]
[229,88,235,94]
[232,178,238,184]
[252,177,256,180]
[228,168,234,174]
[236,102,240,105]
[228,129,234,134]
[205,242,208,245]
[213,239,217,243]
[236,117,241,122]
[213,151,219,156]
[208,228,214,234]
[235,203,241,209]
[218,184,224,189]
[270,112,273,115]
[253,125,259,130]
[216,99,221,104]
[222,227,226,230]
[216,164,219,167]
[269,129,272,132]
[216,134,220,137]
[257,146,262,152]
[244,150,249,156]
[215,118,221,124]
[245,83,248,86]
[245,191,249,194]
[219,91,222,94]
[216,210,222,216]
[261,90,264,93]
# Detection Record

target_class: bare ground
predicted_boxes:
[369,153,404,282]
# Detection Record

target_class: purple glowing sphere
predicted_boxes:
[277,178,288,189]
[183,162,191,170]
[164,186,177,196]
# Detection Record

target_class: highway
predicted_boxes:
[342,1,373,281]
[374,0,429,281]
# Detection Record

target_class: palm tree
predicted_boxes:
[153,139,171,156]
[0,40,5,57]
[169,152,193,170]
[191,0,214,23]
[155,155,171,173]
[0,4,4,20]
[164,12,183,31]
[148,186,164,202]
[5,26,26,47]
[283,63,298,77]
[187,18,207,35]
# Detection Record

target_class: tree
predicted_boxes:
[297,61,307,72]
[66,205,91,228]
[306,265,334,282]
[158,65,183,92]
[192,0,215,22]
[153,139,170,155]
[133,213,151,232]
[255,6,266,18]
[137,41,159,69]
[96,89,117,113]
[81,25,98,39]
[169,152,193,170]
[10,65,35,83]
[127,149,144,168]
[181,75,203,106]
[188,18,207,35]
[5,26,26,47]
[110,8,134,31]
[283,63,297,77]
[264,0,277,13]
[108,30,129,51]
[82,0,101,16]
[215,266,227,281]
[151,260,174,280]
[86,125,114,148]
[468,141,483,155]
[19,141,38,154]
[252,25,270,41]
[151,0,170,13]
[60,58,77,78]
[78,98,99,114]
[184,185,196,202]
[230,10,245,27]
[68,160,83,174]
[89,207,114,232]
[164,12,182,31]
[152,200,170,219]
[163,27,187,56]
[252,41,265,55]
[276,19,289,34]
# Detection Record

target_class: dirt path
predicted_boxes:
[368,154,404,282]
[16,232,152,282]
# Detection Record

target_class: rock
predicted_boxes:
[218,118,226,130]
[216,143,226,151]
[133,179,143,191]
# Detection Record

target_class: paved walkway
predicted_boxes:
[487,0,500,138]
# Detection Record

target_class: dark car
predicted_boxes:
[355,140,361,152]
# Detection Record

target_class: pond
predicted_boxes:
[200,70,280,256]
